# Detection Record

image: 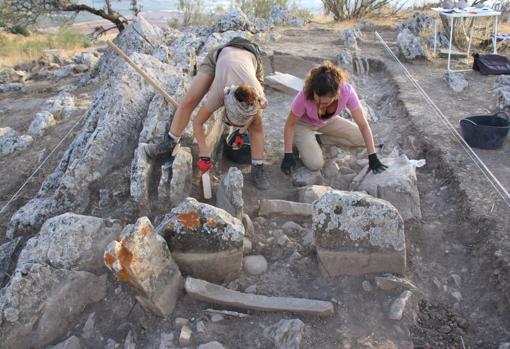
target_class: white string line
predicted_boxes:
[0,113,87,215]
[375,31,510,209]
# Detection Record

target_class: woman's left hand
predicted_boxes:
[368,153,388,174]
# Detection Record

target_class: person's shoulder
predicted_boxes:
[341,83,355,93]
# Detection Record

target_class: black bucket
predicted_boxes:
[460,112,510,149]
[224,129,251,164]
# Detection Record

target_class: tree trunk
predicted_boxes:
[63,3,126,32]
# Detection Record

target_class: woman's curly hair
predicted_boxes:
[303,61,349,100]
[235,83,261,106]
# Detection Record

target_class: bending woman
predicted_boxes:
[143,37,269,190]
[281,61,387,175]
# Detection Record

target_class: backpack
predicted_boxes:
[473,53,510,75]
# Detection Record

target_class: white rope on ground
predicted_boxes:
[0,113,87,215]
[375,31,510,210]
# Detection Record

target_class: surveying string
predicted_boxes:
[375,31,510,209]
[0,112,87,215]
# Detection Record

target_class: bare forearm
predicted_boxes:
[359,125,376,154]
[283,121,295,153]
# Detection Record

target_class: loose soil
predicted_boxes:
[1,21,509,348]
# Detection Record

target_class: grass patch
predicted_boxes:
[0,27,93,67]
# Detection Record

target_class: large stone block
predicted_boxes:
[104,217,183,317]
[155,198,244,283]
[0,263,106,349]
[158,146,193,207]
[351,155,422,221]
[18,213,122,272]
[216,167,244,219]
[313,190,406,276]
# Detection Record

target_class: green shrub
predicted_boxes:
[322,0,390,21]
[290,2,314,21]
[11,25,30,37]
[240,0,288,19]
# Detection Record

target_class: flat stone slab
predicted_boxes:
[185,277,334,317]
[313,190,406,276]
[259,199,312,217]
[265,72,303,95]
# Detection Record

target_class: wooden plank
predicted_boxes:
[185,277,334,317]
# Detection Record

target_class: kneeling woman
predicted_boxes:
[281,61,387,175]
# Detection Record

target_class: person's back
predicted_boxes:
[204,46,264,113]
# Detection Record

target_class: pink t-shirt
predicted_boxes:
[291,83,361,126]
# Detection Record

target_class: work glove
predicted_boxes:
[368,153,388,174]
[280,153,296,175]
[197,156,213,174]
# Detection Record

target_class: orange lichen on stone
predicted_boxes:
[206,219,218,228]
[104,253,116,267]
[177,211,201,229]
[116,243,135,283]
[140,224,153,237]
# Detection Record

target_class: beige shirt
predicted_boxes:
[204,46,265,113]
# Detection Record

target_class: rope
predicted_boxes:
[0,113,87,215]
[375,31,510,209]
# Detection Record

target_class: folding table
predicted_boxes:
[432,7,501,72]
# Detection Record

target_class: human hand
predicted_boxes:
[368,153,388,174]
[281,153,296,175]
[197,157,213,174]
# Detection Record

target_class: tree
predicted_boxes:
[0,0,138,32]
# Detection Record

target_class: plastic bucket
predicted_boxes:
[459,112,510,149]
[224,130,251,164]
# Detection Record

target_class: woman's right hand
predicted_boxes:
[281,153,296,175]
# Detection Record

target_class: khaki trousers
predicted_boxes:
[294,116,364,170]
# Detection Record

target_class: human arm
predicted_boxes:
[192,104,214,158]
[351,108,387,174]
[281,111,299,175]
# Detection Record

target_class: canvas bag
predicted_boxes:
[473,53,510,75]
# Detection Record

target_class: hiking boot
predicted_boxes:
[141,134,176,162]
[250,163,269,190]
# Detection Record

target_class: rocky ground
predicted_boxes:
[0,6,509,349]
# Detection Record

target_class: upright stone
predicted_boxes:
[216,167,244,219]
[351,155,422,221]
[158,146,193,207]
[130,144,154,207]
[104,217,184,317]
[313,190,406,276]
[155,198,244,283]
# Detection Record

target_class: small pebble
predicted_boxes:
[179,325,192,346]
[210,314,224,322]
[196,320,206,333]
[362,280,373,292]
[243,255,268,275]
[175,317,189,327]
[439,325,452,334]
[245,284,257,293]
[277,234,290,246]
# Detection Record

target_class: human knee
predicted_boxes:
[180,93,202,110]
[302,155,324,171]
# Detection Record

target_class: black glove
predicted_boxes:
[281,153,296,175]
[368,153,388,174]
